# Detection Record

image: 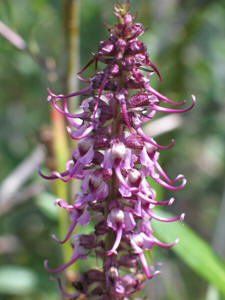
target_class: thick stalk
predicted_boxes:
[56,0,80,273]
[63,0,80,97]
[63,0,81,200]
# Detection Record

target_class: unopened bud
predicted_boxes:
[128,169,141,185]
[111,142,126,164]
[110,208,124,224]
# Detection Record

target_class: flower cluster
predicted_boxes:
[39,2,195,299]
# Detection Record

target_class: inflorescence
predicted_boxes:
[39,2,195,299]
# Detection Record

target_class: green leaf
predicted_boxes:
[0,265,38,295]
[152,210,225,296]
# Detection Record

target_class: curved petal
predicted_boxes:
[77,56,98,74]
[44,243,86,273]
[145,85,186,106]
[67,125,94,140]
[153,94,196,113]
[44,255,79,273]
[47,85,92,100]
[154,237,179,248]
[138,192,174,206]
[107,225,123,256]
[138,251,151,279]
[137,127,175,150]
[115,165,138,193]
[120,102,133,132]
[152,175,187,190]
[51,98,85,119]
[147,60,162,82]
[51,216,77,244]
[154,161,184,185]
[38,166,70,180]
[147,209,185,222]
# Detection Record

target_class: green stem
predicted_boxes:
[51,107,72,265]
[63,0,81,203]
[63,0,80,96]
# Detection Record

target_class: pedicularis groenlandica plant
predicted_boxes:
[39,1,195,299]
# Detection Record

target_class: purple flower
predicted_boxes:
[40,1,195,299]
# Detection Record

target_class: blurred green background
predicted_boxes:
[0,0,225,299]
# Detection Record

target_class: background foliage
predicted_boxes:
[0,0,225,299]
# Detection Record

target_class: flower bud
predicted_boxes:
[124,14,133,26]
[109,266,119,279]
[128,169,141,186]
[130,23,144,37]
[100,41,114,55]
[78,138,93,155]
[89,173,102,191]
[111,141,126,165]
[109,208,124,225]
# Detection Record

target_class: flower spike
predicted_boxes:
[41,2,195,299]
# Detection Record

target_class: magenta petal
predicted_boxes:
[147,60,163,82]
[138,251,151,279]
[95,181,109,200]
[155,161,184,185]
[102,149,113,169]
[134,198,142,217]
[44,256,78,273]
[55,198,74,211]
[153,94,196,113]
[44,242,86,273]
[47,85,92,99]
[77,75,90,82]
[121,148,133,170]
[67,125,94,140]
[137,127,175,150]
[38,166,69,180]
[124,210,136,231]
[78,208,91,226]
[115,165,138,193]
[107,225,123,256]
[154,237,179,248]
[74,193,92,208]
[51,215,77,244]
[139,177,155,197]
[147,209,185,222]
[142,234,154,250]
[140,146,154,169]
[145,85,186,106]
[106,213,114,230]
[51,98,85,119]
[121,102,133,132]
[152,175,187,190]
[77,56,97,74]
[138,192,173,206]
[119,182,132,198]
[79,146,95,164]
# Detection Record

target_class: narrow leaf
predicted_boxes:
[152,210,225,296]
